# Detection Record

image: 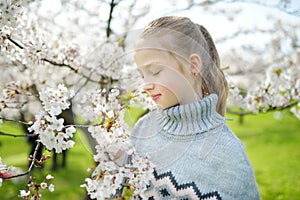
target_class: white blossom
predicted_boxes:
[0,0,23,28]
[19,190,30,198]
[48,184,55,192]
[24,38,48,64]
[28,113,75,153]
[40,182,47,189]
[45,174,54,180]
[95,43,130,80]
[65,126,76,138]
[83,117,154,199]
[39,84,74,116]
[2,81,30,100]
[130,88,157,111]
[77,89,121,122]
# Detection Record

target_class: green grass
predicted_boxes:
[0,110,300,199]
[226,110,300,200]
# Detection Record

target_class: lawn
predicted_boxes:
[0,109,299,199]
[226,110,300,200]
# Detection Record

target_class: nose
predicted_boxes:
[143,82,155,91]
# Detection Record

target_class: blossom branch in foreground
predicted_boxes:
[79,88,155,199]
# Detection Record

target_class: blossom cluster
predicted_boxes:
[76,87,155,198]
[2,81,30,100]
[19,174,55,199]
[128,88,157,111]
[0,0,23,28]
[61,43,80,62]
[227,64,300,119]
[27,84,76,153]
[39,84,75,116]
[77,88,122,122]
[82,120,154,199]
[23,38,49,65]
[96,43,130,80]
[28,112,75,153]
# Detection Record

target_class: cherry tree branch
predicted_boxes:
[227,101,298,116]
[0,116,32,126]
[0,131,37,137]
[7,36,24,49]
[41,58,78,73]
[2,142,41,181]
[106,0,118,38]
[6,36,101,83]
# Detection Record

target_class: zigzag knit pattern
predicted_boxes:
[144,170,222,200]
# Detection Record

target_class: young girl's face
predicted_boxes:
[134,46,198,109]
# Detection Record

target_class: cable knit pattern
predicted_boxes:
[156,94,224,138]
[131,94,260,200]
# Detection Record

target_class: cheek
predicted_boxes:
[156,74,191,98]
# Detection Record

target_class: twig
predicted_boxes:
[106,0,117,38]
[227,101,298,116]
[7,37,24,49]
[0,117,32,126]
[6,36,100,83]
[2,142,41,181]
[41,58,78,73]
[0,131,37,137]
[26,142,41,190]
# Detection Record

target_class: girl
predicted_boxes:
[131,16,260,199]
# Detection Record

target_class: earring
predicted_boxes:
[191,69,198,77]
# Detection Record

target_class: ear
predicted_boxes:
[189,54,202,73]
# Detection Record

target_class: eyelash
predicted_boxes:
[153,70,161,76]
[139,69,161,79]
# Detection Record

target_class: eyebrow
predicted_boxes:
[139,61,162,70]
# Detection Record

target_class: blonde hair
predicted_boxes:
[138,16,228,116]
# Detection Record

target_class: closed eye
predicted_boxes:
[153,70,162,76]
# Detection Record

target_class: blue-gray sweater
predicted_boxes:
[131,94,260,199]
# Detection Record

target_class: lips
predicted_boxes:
[151,94,161,101]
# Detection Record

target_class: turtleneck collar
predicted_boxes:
[156,94,225,138]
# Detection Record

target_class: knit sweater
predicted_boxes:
[131,94,260,200]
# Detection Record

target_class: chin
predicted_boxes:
[158,103,179,110]
[156,104,168,110]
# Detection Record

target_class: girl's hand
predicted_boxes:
[108,146,130,166]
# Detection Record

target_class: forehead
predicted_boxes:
[134,47,171,67]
